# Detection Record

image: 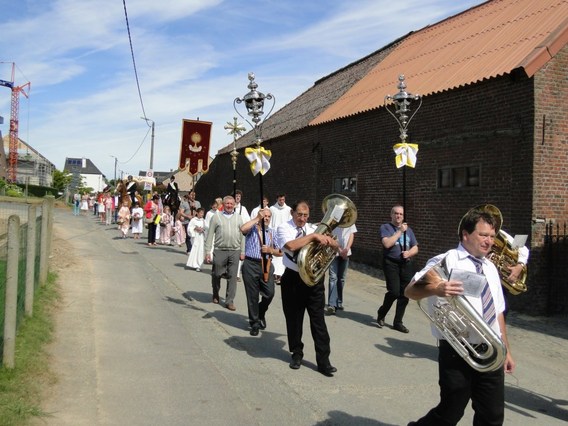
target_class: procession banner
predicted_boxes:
[179,119,212,176]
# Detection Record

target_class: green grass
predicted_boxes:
[0,272,60,425]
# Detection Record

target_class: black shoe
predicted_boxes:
[377,317,385,328]
[259,318,267,330]
[289,355,302,370]
[393,323,409,333]
[250,327,260,336]
[317,365,337,377]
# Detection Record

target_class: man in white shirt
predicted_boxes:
[405,206,515,426]
[276,200,339,377]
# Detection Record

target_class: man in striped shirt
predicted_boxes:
[240,208,282,336]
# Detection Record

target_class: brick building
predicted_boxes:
[195,0,568,315]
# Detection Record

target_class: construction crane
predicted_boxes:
[0,62,31,182]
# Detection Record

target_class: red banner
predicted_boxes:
[179,119,212,176]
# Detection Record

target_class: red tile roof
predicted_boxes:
[310,0,568,125]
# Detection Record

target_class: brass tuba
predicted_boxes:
[297,194,357,286]
[416,257,507,372]
[488,231,528,295]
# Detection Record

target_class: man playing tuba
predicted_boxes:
[276,200,339,377]
[405,206,515,426]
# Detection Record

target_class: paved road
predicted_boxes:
[38,208,568,425]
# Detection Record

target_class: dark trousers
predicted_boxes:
[414,341,505,426]
[377,257,414,325]
[147,222,157,244]
[242,258,275,328]
[280,268,331,369]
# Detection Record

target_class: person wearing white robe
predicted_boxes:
[186,208,206,271]
[270,194,292,282]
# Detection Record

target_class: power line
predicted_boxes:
[122,0,148,120]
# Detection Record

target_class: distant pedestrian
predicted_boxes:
[186,208,206,271]
[173,211,186,247]
[117,201,131,239]
[144,194,161,246]
[325,224,357,314]
[159,206,174,245]
[131,202,144,239]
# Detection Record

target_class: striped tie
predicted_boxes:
[469,256,496,326]
[296,226,305,238]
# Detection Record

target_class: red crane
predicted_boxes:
[0,63,31,182]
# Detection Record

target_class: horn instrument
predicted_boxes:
[488,230,528,295]
[297,194,357,286]
[417,257,507,372]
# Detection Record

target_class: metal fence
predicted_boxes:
[0,196,54,368]
[545,221,568,315]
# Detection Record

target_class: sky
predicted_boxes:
[0,0,483,181]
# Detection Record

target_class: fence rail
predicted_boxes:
[0,196,54,368]
[545,220,568,315]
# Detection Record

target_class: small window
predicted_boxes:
[438,165,480,189]
[333,177,357,194]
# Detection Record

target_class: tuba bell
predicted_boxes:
[416,256,507,372]
[297,194,357,286]
[488,230,528,295]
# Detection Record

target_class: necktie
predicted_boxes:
[469,255,496,326]
[296,226,305,238]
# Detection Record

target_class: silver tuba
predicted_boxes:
[297,194,357,286]
[416,257,507,372]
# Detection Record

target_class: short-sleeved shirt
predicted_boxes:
[244,225,280,260]
[380,222,417,261]
[412,244,505,342]
[276,220,315,273]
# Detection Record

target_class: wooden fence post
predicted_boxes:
[3,215,20,368]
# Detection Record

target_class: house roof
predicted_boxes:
[2,135,57,168]
[311,0,568,125]
[64,157,104,175]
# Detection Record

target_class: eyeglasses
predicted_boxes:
[295,213,309,218]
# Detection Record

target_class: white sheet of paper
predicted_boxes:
[449,268,486,297]
[512,234,528,249]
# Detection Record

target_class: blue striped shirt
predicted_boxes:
[244,225,280,259]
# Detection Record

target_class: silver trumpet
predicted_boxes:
[417,258,507,372]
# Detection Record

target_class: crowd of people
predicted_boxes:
[72,177,530,425]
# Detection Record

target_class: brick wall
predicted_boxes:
[522,43,568,314]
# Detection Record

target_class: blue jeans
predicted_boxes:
[328,256,349,308]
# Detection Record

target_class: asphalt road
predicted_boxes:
[36,208,568,425]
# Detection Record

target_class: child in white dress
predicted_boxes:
[186,208,206,271]
[130,202,144,239]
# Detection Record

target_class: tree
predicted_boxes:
[52,169,73,193]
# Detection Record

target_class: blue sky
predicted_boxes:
[0,0,482,181]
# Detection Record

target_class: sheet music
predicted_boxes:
[448,268,486,298]
[512,234,528,249]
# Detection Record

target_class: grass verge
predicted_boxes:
[0,272,60,425]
